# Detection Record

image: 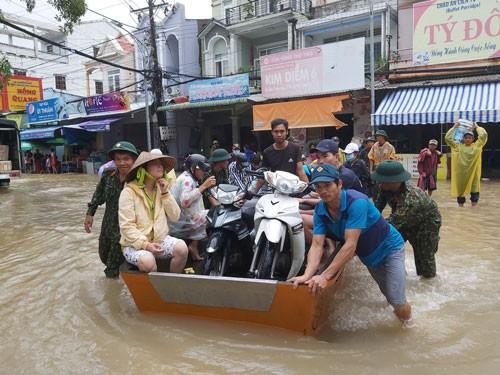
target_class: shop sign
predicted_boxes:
[1,76,43,111]
[188,74,249,103]
[413,0,500,66]
[83,91,130,114]
[260,38,365,99]
[26,97,69,123]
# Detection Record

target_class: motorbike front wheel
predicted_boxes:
[256,238,278,279]
[203,232,227,276]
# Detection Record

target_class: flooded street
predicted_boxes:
[1,174,499,374]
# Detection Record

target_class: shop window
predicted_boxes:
[95,80,103,94]
[55,75,66,90]
[108,70,120,92]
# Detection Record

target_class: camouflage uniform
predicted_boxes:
[87,169,125,278]
[375,182,441,278]
[201,167,229,208]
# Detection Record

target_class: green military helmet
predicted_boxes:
[108,141,139,158]
[375,130,389,140]
[371,160,411,183]
[208,148,231,163]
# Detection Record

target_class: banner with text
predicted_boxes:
[83,92,130,115]
[188,74,249,103]
[260,38,365,99]
[413,0,500,66]
[27,97,69,124]
[1,76,43,112]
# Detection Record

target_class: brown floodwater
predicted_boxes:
[0,174,499,374]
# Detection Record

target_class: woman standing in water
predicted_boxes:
[84,141,139,278]
[445,122,488,207]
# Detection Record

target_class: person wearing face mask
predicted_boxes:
[343,142,370,196]
[119,151,188,274]
[445,121,488,207]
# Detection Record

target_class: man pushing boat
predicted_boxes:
[289,164,413,328]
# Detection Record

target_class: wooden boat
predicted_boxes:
[120,261,343,336]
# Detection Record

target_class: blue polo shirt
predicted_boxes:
[313,189,404,267]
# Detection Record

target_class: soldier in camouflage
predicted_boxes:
[372,161,441,278]
[84,141,139,278]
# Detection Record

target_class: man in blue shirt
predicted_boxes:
[290,164,413,327]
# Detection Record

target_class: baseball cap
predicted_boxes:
[344,143,359,154]
[310,164,340,184]
[428,139,438,146]
[310,139,339,154]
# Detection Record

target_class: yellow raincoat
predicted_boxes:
[445,126,488,197]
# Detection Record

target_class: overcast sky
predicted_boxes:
[2,0,212,28]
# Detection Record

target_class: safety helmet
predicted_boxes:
[185,153,210,172]
[232,151,249,167]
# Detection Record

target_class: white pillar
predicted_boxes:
[229,34,240,73]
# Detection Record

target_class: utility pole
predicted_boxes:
[132,0,170,149]
[369,0,376,134]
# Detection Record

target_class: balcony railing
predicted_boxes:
[221,0,312,26]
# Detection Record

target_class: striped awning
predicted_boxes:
[372,82,500,126]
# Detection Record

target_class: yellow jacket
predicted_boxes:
[119,180,181,250]
[445,126,487,197]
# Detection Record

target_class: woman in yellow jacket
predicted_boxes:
[445,122,488,207]
[119,151,188,273]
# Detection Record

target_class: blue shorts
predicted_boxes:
[367,247,407,306]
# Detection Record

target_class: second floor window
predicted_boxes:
[213,39,228,77]
[47,44,53,53]
[95,80,103,94]
[13,69,27,76]
[55,75,66,90]
[108,70,120,92]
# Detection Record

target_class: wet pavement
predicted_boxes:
[1,174,499,374]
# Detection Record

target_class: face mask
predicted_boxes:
[346,154,355,161]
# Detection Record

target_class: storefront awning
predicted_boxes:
[372,82,500,126]
[20,126,61,141]
[253,95,349,131]
[64,118,120,132]
[157,97,249,111]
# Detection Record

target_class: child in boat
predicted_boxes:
[84,141,139,278]
[119,151,188,273]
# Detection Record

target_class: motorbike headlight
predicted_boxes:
[218,190,237,205]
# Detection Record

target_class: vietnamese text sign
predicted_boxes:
[261,38,365,99]
[2,76,43,111]
[26,97,69,123]
[188,74,249,103]
[83,92,130,114]
[413,0,500,66]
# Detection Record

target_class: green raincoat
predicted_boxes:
[445,126,487,197]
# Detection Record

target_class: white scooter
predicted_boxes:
[249,170,309,280]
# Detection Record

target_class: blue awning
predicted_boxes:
[20,126,61,140]
[372,82,500,126]
[64,117,120,132]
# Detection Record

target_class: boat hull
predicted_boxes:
[120,268,342,336]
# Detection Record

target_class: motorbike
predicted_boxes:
[249,170,309,281]
[202,183,255,277]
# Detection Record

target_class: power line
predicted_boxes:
[0,18,148,76]
[85,7,140,30]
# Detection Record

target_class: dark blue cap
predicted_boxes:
[310,139,339,154]
[310,164,340,184]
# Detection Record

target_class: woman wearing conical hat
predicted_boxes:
[118,151,188,273]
